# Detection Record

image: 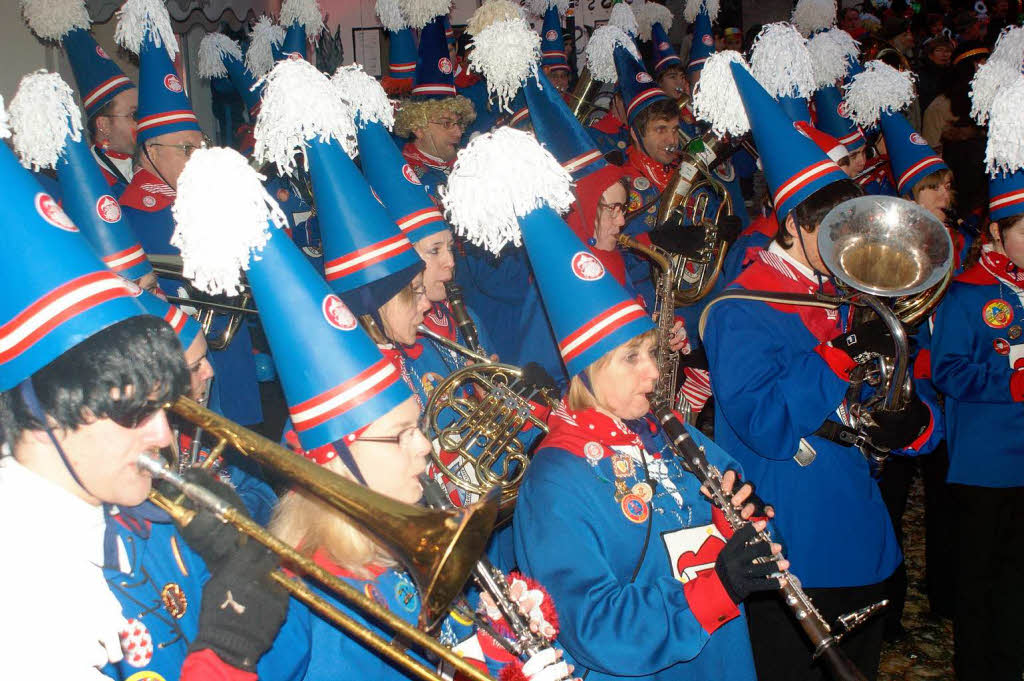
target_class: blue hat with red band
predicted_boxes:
[525,70,607,181]
[388,28,419,85]
[730,61,848,219]
[136,292,202,350]
[540,5,570,72]
[879,112,948,197]
[988,170,1024,221]
[413,16,457,98]
[687,4,716,73]
[0,112,146,390]
[978,61,1024,221]
[614,45,670,127]
[115,0,200,145]
[198,33,263,116]
[442,14,455,48]
[813,85,866,152]
[651,22,682,74]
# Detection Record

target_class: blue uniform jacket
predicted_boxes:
[931,261,1024,487]
[514,405,757,681]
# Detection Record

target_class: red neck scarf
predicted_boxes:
[626,146,674,192]
[981,247,1024,287]
[402,142,454,172]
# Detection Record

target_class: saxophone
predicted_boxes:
[616,234,690,420]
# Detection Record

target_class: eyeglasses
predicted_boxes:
[109,400,167,429]
[429,118,465,130]
[102,111,138,121]
[598,201,626,215]
[411,283,428,300]
[146,135,212,158]
[356,426,422,449]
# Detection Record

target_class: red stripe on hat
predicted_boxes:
[397,207,444,235]
[290,358,399,430]
[897,156,944,193]
[688,57,708,69]
[0,271,132,363]
[560,300,648,364]
[391,62,416,73]
[626,88,664,119]
[990,189,1024,212]
[655,55,680,71]
[411,84,457,96]
[542,50,567,59]
[84,75,133,109]
[774,160,842,208]
[511,107,530,125]
[136,111,199,132]
[563,150,604,174]
[838,129,865,146]
[323,234,414,281]
[102,244,147,272]
[163,305,187,334]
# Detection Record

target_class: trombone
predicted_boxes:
[143,396,500,681]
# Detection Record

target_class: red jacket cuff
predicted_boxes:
[180,649,258,681]
[682,569,741,635]
[710,505,735,540]
[814,343,857,380]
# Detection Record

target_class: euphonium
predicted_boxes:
[566,67,604,125]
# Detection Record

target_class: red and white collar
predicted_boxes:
[118,168,176,212]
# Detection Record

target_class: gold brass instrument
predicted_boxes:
[149,254,257,350]
[617,234,691,421]
[152,397,500,646]
[566,67,608,126]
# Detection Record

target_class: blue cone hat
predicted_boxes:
[730,62,848,219]
[988,169,1024,222]
[813,84,866,152]
[540,6,569,72]
[357,121,447,243]
[208,37,263,114]
[136,292,202,350]
[777,95,811,124]
[63,29,135,118]
[0,143,146,390]
[442,14,455,49]
[651,22,682,74]
[879,112,948,197]
[688,7,715,73]
[525,70,606,180]
[282,19,307,58]
[306,138,424,314]
[388,27,418,83]
[412,16,457,98]
[614,44,670,127]
[508,89,531,128]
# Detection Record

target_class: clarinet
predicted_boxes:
[652,404,882,681]
[444,282,482,354]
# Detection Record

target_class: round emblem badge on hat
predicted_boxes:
[163,74,184,93]
[636,72,653,84]
[633,176,651,191]
[438,57,453,74]
[96,45,111,60]
[714,161,735,183]
[401,163,422,185]
[96,195,122,223]
[837,101,849,117]
[982,299,1014,329]
[119,618,154,668]
[584,441,604,462]
[323,294,358,331]
[546,30,559,41]
[909,132,928,146]
[142,195,157,208]
[36,193,77,231]
[571,251,605,281]
[621,493,649,523]
[993,338,1011,355]
[702,34,714,46]
[160,582,188,619]
[658,41,670,50]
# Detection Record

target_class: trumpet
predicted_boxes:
[144,396,500,681]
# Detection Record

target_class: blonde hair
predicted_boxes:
[393,96,476,139]
[912,168,953,202]
[269,457,395,578]
[566,330,658,411]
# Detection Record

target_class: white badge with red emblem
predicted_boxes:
[96,195,122,223]
[119,618,155,668]
[121,279,143,297]
[571,251,605,281]
[658,41,670,50]
[545,29,559,41]
[909,132,928,146]
[438,57,453,74]
[401,163,422,185]
[837,100,849,118]
[163,74,183,93]
[96,45,110,60]
[636,72,653,84]
[35,193,77,231]
[323,294,357,331]
[663,524,727,583]
[702,34,714,46]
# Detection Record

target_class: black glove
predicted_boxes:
[724,472,768,518]
[188,538,289,672]
[648,220,706,257]
[714,523,782,604]
[865,397,931,450]
[678,346,709,370]
[828,318,895,363]
[521,362,558,393]
[716,215,743,244]
[166,468,246,570]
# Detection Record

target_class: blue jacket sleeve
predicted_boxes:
[703,300,851,460]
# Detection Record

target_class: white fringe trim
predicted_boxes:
[9,70,83,171]
[114,0,178,60]
[198,33,243,80]
[19,0,91,41]
[469,18,540,113]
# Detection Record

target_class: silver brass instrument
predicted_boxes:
[140,397,499,681]
[653,405,883,681]
[149,254,257,350]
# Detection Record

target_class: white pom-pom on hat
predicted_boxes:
[970,58,1021,125]
[684,0,720,24]
[171,146,289,297]
[115,0,178,59]
[842,60,916,128]
[8,70,83,171]
[468,0,525,36]
[331,63,395,129]
[986,75,1024,175]
[442,127,575,255]
[198,33,244,79]
[791,0,836,37]
[749,23,816,99]
[584,25,640,84]
[469,18,540,113]
[280,0,325,42]
[253,56,358,177]
[19,0,91,41]
[636,2,673,43]
[376,0,408,33]
[692,51,751,136]
[398,0,452,30]
[246,16,286,78]
[990,25,1024,69]
[807,28,859,89]
[524,0,570,18]
[609,2,639,38]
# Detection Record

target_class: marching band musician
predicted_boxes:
[444,126,786,681]
[701,60,940,681]
[930,71,1024,681]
